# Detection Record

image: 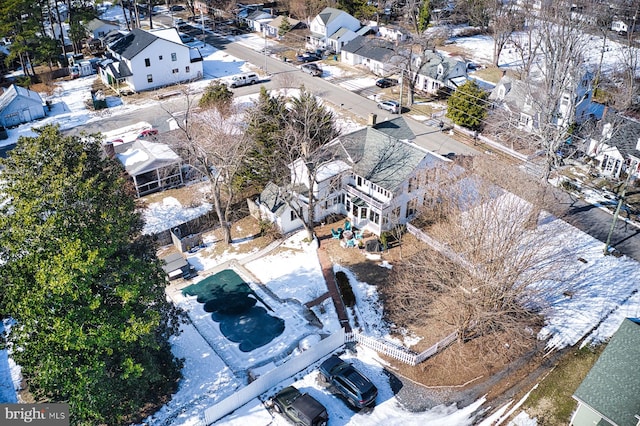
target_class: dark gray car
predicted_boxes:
[271,386,328,426]
[318,355,378,410]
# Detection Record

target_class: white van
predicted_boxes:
[226,72,259,88]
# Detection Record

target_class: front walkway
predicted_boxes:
[315,236,352,332]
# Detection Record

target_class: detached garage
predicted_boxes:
[0,84,46,128]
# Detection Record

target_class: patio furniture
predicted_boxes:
[345,238,357,248]
[344,220,352,231]
[354,230,363,239]
[331,228,341,239]
[342,230,353,240]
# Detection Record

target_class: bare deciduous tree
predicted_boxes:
[162,88,253,244]
[383,163,573,351]
[276,88,341,240]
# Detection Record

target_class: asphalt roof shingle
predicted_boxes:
[573,318,640,426]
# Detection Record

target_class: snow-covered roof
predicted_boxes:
[114,140,181,176]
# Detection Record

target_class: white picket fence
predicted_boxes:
[346,330,458,366]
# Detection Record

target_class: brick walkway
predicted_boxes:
[314,236,352,332]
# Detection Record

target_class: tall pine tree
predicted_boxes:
[446,80,489,131]
[0,126,183,426]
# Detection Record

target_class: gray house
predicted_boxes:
[341,35,403,76]
[85,18,120,39]
[571,318,640,426]
[0,84,46,128]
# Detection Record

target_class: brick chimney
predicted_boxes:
[103,141,115,158]
[368,113,377,126]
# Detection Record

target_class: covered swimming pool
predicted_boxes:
[182,269,285,352]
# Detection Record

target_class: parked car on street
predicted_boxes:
[376,77,398,88]
[169,5,185,11]
[297,52,321,63]
[179,33,194,43]
[225,72,259,88]
[377,100,400,114]
[318,355,378,410]
[301,63,323,76]
[137,129,158,139]
[270,386,328,426]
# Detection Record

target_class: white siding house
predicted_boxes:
[309,7,361,52]
[99,28,203,93]
[413,51,468,95]
[587,114,640,180]
[253,116,448,235]
[0,84,46,128]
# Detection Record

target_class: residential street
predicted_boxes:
[67,22,640,262]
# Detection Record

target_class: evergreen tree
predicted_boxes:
[199,81,234,112]
[278,16,291,36]
[418,0,431,33]
[446,80,489,131]
[0,126,183,426]
[241,86,288,189]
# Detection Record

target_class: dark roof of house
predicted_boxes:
[600,112,640,160]
[573,318,640,426]
[341,35,398,63]
[331,117,438,192]
[246,10,273,20]
[85,18,119,32]
[109,28,158,59]
[0,84,43,111]
[99,57,132,78]
[372,116,415,141]
[417,50,466,83]
[258,182,288,215]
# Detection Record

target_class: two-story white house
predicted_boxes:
[340,36,403,76]
[587,113,640,181]
[489,71,604,132]
[99,28,203,93]
[413,50,468,95]
[250,116,448,235]
[308,7,363,53]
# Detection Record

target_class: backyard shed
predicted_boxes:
[161,252,194,280]
[0,84,46,127]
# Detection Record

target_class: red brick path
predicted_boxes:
[311,237,352,332]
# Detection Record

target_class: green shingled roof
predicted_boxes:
[573,318,640,426]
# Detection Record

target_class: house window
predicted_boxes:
[356,176,362,186]
[172,68,179,74]
[147,74,153,83]
[159,55,163,60]
[406,199,417,218]
[145,58,150,67]
[290,211,295,221]
[360,207,367,219]
[329,176,341,193]
[519,113,531,128]
[185,66,190,73]
[171,53,177,61]
[369,210,380,224]
[346,200,350,211]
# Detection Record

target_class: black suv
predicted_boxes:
[271,386,328,426]
[318,355,378,409]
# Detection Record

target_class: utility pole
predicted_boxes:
[399,69,404,114]
[604,172,632,255]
